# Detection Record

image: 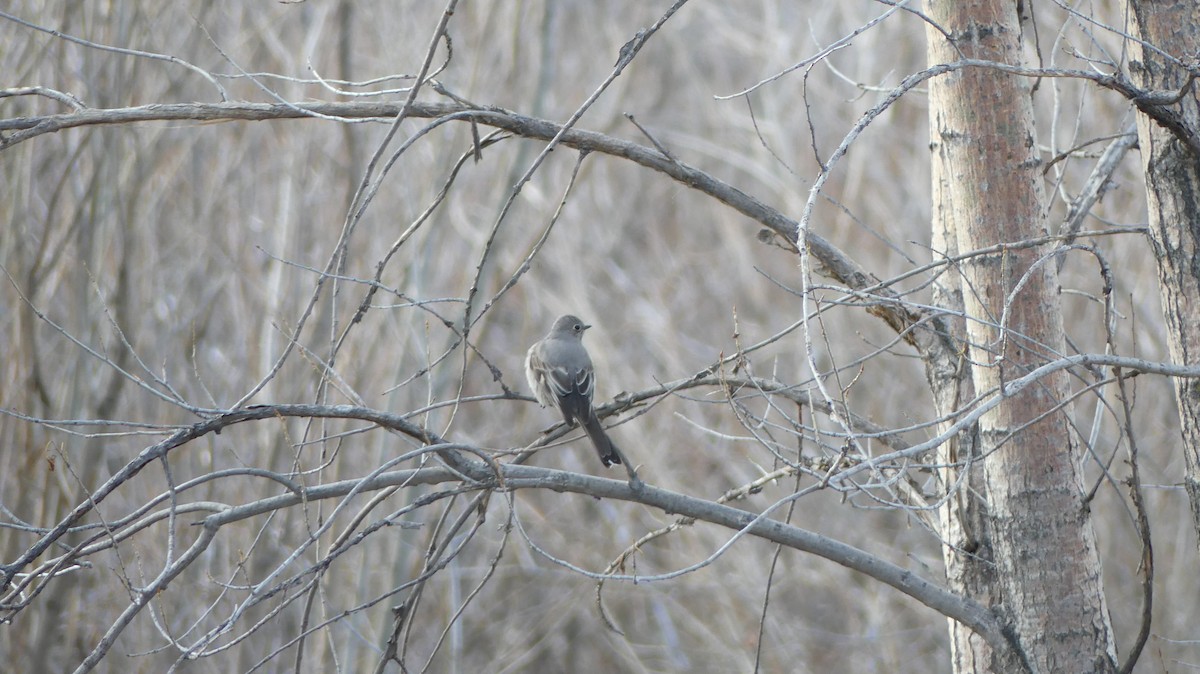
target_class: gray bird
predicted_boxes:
[525,315,623,467]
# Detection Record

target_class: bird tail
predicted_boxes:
[581,413,622,467]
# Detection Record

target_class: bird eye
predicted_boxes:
[574,323,583,332]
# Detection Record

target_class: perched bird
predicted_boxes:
[526,315,622,467]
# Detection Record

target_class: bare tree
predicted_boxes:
[2,2,1198,672]
[1127,0,1200,555]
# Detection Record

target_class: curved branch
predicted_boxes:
[0,394,1016,656]
[0,99,922,346]
[1,57,1188,367]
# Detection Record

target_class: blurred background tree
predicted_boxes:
[2,1,1198,672]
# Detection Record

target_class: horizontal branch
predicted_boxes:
[0,400,1019,656]
[493,465,1010,647]
[8,348,1199,595]
[0,403,444,591]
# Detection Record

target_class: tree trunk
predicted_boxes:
[926,1,1117,671]
[1126,0,1200,554]
[927,72,1001,673]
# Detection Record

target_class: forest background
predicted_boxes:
[2,2,1198,673]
